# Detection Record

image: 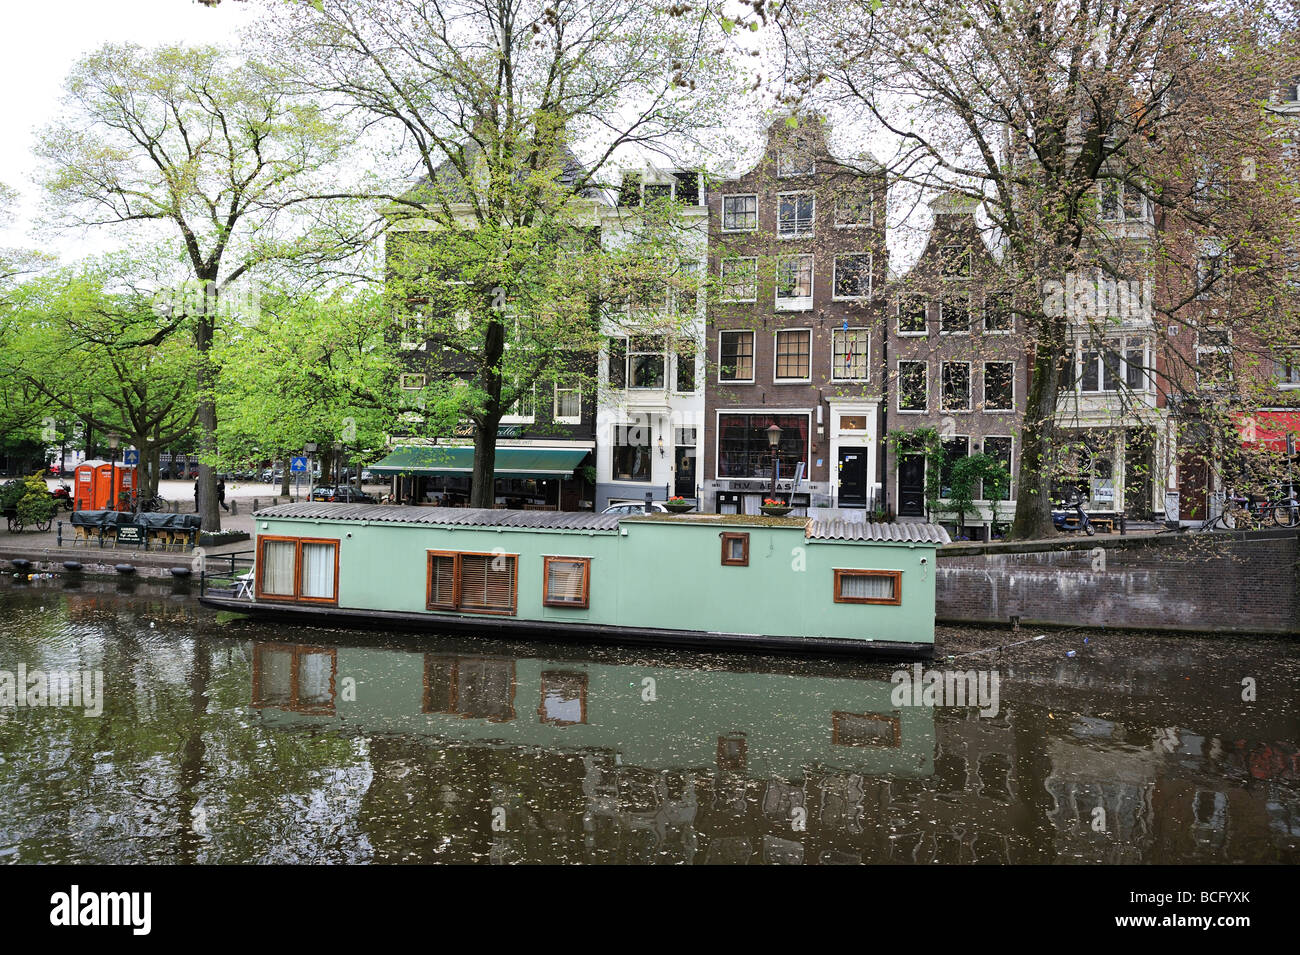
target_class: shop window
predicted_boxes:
[543,556,591,608]
[833,569,902,605]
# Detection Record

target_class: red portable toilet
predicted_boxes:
[73,461,137,510]
[73,462,99,511]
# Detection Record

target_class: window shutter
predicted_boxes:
[428,554,457,609]
[546,559,587,605]
[459,554,516,612]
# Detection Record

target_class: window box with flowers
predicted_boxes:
[664,496,695,514]
[760,498,793,517]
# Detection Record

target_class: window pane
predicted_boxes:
[429,554,456,608]
[630,336,666,388]
[983,437,1013,501]
[776,255,813,301]
[841,573,895,600]
[941,363,971,411]
[775,330,811,379]
[984,362,1014,411]
[720,331,754,380]
[723,195,757,231]
[608,337,626,389]
[899,362,927,411]
[458,554,516,612]
[899,296,927,334]
[675,340,696,392]
[833,329,869,380]
[834,254,872,298]
[1081,351,1100,391]
[300,542,336,599]
[261,540,296,596]
[613,426,651,481]
[298,651,333,706]
[984,292,1012,332]
[546,559,587,605]
[1126,347,1145,389]
[256,648,293,704]
[717,414,809,478]
[941,298,970,333]
[722,258,757,299]
[939,438,969,497]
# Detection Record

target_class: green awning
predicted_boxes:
[369,445,589,479]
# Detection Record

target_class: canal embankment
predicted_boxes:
[937,527,1300,635]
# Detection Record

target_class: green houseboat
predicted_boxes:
[199,503,949,657]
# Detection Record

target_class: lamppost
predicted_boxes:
[766,423,783,503]
[107,433,120,512]
[304,442,317,498]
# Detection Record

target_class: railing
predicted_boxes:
[198,549,256,599]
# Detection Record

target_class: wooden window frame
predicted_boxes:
[542,555,592,609]
[721,532,750,567]
[251,643,338,715]
[255,534,339,606]
[538,670,589,726]
[833,568,903,605]
[832,710,902,748]
[422,654,517,721]
[773,328,813,382]
[425,550,519,616]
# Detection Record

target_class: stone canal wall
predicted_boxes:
[936,528,1300,634]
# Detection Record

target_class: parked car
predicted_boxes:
[602,501,670,515]
[261,468,284,484]
[310,485,375,504]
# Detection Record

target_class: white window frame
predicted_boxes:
[831,327,870,382]
[940,361,972,413]
[937,435,971,500]
[979,435,1014,502]
[1077,338,1150,394]
[832,252,873,301]
[897,360,929,414]
[718,329,755,384]
[1099,179,1153,224]
[720,257,758,303]
[939,294,972,335]
[773,328,813,383]
[777,191,816,239]
[982,361,1015,413]
[897,296,928,337]
[775,254,815,311]
[983,292,1014,334]
[501,382,536,424]
[627,334,668,391]
[1277,354,1300,390]
[777,151,815,179]
[672,337,699,394]
[721,194,759,233]
[834,189,874,229]
[399,373,427,390]
[553,381,582,424]
[1195,328,1233,390]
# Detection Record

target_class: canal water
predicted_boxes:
[0,577,1296,864]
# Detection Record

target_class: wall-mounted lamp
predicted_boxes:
[657,436,665,458]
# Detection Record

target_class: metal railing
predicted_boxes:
[198,549,256,599]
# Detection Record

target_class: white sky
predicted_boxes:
[0,0,257,257]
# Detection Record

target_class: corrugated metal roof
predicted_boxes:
[254,502,622,531]
[805,519,951,544]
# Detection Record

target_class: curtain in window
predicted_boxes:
[255,647,293,705]
[261,540,296,596]
[841,573,895,600]
[300,542,336,599]
[546,560,587,604]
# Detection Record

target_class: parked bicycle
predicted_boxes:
[1198,486,1299,532]
[137,494,169,514]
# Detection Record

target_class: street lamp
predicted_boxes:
[107,433,120,512]
[766,423,783,502]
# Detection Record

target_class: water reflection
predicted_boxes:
[0,577,1296,864]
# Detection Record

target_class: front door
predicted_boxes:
[675,444,696,498]
[899,454,926,517]
[1179,447,1210,521]
[838,447,868,507]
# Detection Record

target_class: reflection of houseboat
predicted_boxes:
[201,503,949,657]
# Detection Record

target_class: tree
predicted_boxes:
[257,0,742,507]
[788,0,1300,536]
[4,262,201,500]
[35,42,356,527]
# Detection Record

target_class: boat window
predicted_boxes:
[256,536,338,605]
[538,671,588,726]
[423,655,516,721]
[834,569,902,605]
[426,551,518,615]
[721,532,749,566]
[252,644,337,715]
[543,556,591,609]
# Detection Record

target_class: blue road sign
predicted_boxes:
[290,456,308,473]
[122,449,139,466]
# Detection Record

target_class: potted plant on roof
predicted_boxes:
[760,497,793,517]
[664,495,694,514]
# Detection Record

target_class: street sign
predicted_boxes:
[122,449,139,466]
[290,456,308,473]
[792,461,806,490]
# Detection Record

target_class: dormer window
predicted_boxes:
[618,170,703,207]
[777,150,815,178]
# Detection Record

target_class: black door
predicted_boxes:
[675,444,696,498]
[899,454,926,517]
[838,448,868,507]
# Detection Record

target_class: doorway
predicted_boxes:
[838,447,869,507]
[898,454,926,517]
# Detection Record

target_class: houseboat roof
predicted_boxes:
[253,502,622,531]
[253,503,951,543]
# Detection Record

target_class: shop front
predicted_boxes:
[370,444,594,510]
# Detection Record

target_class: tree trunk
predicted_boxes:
[470,415,501,509]
[1007,332,1065,540]
[280,457,291,497]
[195,295,221,532]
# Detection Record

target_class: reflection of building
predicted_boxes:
[702,113,889,515]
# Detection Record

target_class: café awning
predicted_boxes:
[1236,410,1300,452]
[368,445,589,479]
